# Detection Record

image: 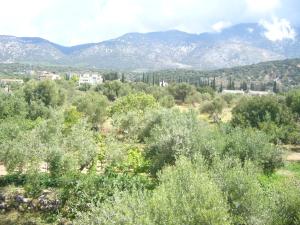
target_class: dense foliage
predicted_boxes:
[0,76,299,225]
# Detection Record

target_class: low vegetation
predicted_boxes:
[0,75,300,224]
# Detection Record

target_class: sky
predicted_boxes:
[0,0,299,46]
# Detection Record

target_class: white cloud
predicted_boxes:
[248,28,254,33]
[0,0,53,37]
[0,0,298,45]
[212,21,232,32]
[246,0,280,13]
[260,17,296,41]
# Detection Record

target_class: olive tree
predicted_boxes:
[73,92,109,129]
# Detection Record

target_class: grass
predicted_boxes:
[0,211,56,225]
[259,161,300,187]
[219,107,233,122]
[284,162,300,178]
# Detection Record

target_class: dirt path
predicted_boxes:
[0,164,7,176]
[283,145,300,162]
[286,152,300,162]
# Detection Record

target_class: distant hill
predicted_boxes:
[0,23,300,70]
[140,58,300,90]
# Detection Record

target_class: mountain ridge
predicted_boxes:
[0,23,299,70]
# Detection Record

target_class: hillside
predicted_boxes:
[140,58,300,90]
[1,58,300,90]
[1,23,300,70]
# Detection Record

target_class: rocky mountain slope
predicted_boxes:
[0,23,299,70]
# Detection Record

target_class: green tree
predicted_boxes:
[286,89,300,117]
[24,80,65,107]
[95,80,131,101]
[232,96,293,128]
[0,91,28,119]
[149,158,231,225]
[168,83,195,102]
[145,110,203,174]
[211,158,273,225]
[222,128,283,173]
[110,93,158,116]
[158,95,175,108]
[73,92,109,129]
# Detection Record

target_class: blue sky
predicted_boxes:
[0,0,299,46]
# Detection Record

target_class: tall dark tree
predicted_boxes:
[273,81,279,93]
[211,76,216,90]
[121,73,125,83]
[219,82,223,92]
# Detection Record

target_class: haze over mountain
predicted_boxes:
[1,23,299,70]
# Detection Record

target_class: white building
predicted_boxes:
[222,90,245,94]
[0,79,24,85]
[39,71,61,81]
[159,80,169,87]
[248,90,272,96]
[222,89,273,96]
[79,73,103,86]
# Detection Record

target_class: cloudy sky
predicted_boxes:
[0,0,299,46]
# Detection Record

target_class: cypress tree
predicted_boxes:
[273,81,278,93]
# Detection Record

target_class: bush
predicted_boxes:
[110,93,158,116]
[222,128,283,173]
[200,97,225,115]
[149,158,231,225]
[74,191,151,225]
[95,81,131,101]
[232,96,293,128]
[211,158,272,224]
[221,93,237,106]
[24,80,65,107]
[185,92,202,105]
[232,96,298,144]
[158,95,175,108]
[270,180,300,225]
[286,89,300,117]
[0,91,28,119]
[145,110,204,174]
[73,92,109,128]
[168,83,196,102]
[74,158,231,225]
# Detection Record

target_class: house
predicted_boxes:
[38,71,61,81]
[0,79,24,85]
[79,73,103,85]
[159,80,169,87]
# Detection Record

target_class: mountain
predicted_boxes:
[0,23,300,70]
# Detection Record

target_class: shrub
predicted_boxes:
[73,92,109,128]
[231,96,298,144]
[286,89,300,117]
[211,158,273,225]
[200,97,225,115]
[222,128,283,173]
[74,158,231,225]
[232,96,293,128]
[158,95,175,108]
[74,191,151,225]
[269,180,300,225]
[145,110,205,174]
[185,92,202,105]
[149,158,231,225]
[167,83,196,102]
[110,93,158,116]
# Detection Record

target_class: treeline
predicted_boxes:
[132,58,300,91]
